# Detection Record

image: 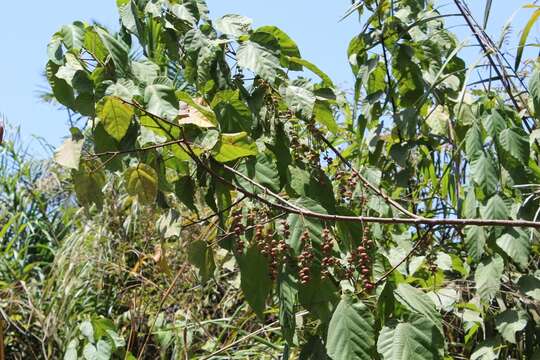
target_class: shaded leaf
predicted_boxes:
[237,246,272,319]
[475,254,504,301]
[124,163,158,205]
[326,296,375,360]
[377,317,444,360]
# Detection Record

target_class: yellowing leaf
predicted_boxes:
[96,97,134,141]
[124,163,158,205]
[213,132,258,163]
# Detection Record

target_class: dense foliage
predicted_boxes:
[3,0,540,359]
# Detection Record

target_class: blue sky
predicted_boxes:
[0,1,535,152]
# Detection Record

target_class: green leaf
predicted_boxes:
[465,125,483,160]
[288,166,335,212]
[237,40,281,83]
[48,34,64,65]
[237,246,272,319]
[54,137,84,170]
[480,194,508,220]
[278,272,298,344]
[188,240,216,283]
[464,226,487,262]
[105,79,141,101]
[517,275,540,300]
[495,309,528,344]
[497,127,530,165]
[530,66,540,120]
[46,61,75,108]
[298,273,338,323]
[132,60,160,85]
[96,97,134,142]
[215,14,252,37]
[483,110,506,139]
[283,85,315,118]
[95,27,129,75]
[124,163,158,205]
[170,3,199,25]
[287,57,333,86]
[211,90,252,133]
[84,28,108,64]
[392,45,424,107]
[236,153,281,193]
[471,154,498,196]
[213,132,258,163]
[313,101,339,134]
[144,84,179,121]
[72,162,105,209]
[326,296,375,360]
[61,22,86,50]
[118,0,140,35]
[496,228,530,268]
[256,26,302,70]
[475,254,504,301]
[287,197,326,254]
[394,283,442,334]
[377,316,444,360]
[515,8,540,70]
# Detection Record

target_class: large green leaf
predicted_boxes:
[475,254,504,301]
[72,162,106,210]
[95,27,130,75]
[124,164,158,205]
[496,228,530,268]
[236,153,281,193]
[215,14,252,37]
[465,125,483,161]
[211,90,252,133]
[144,84,179,121]
[237,246,272,319]
[394,283,442,334]
[298,273,339,323]
[471,154,498,196]
[464,225,486,262]
[237,40,281,83]
[96,96,134,142]
[483,110,506,139]
[326,296,375,360]
[255,26,302,70]
[480,194,508,220]
[286,197,326,254]
[213,132,258,163]
[61,22,86,50]
[377,316,444,360]
[283,85,315,118]
[278,272,298,345]
[392,45,424,107]
[497,127,530,165]
[495,309,528,344]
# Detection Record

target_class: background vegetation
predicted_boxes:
[2,0,540,359]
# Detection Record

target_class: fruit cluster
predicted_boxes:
[298,230,314,284]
